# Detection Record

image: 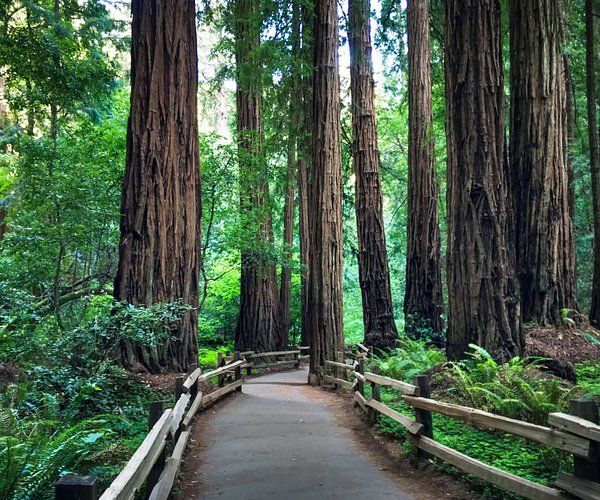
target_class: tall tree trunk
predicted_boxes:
[234,0,280,352]
[278,0,303,349]
[307,0,344,384]
[114,0,201,373]
[587,0,600,326]
[348,0,398,351]
[297,0,313,349]
[509,0,577,325]
[404,0,444,343]
[445,0,523,361]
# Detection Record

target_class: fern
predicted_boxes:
[446,345,573,424]
[1,415,121,500]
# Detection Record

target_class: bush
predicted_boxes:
[374,336,446,382]
[446,345,576,424]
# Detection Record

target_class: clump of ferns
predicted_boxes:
[0,403,122,500]
[374,337,446,383]
[445,345,576,425]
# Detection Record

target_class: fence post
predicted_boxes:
[217,352,225,387]
[356,356,365,397]
[226,351,233,383]
[145,401,166,498]
[188,363,198,400]
[570,398,600,483]
[55,475,98,500]
[293,351,300,369]
[175,376,184,401]
[414,375,433,439]
[234,351,242,392]
[369,365,381,424]
[244,352,253,376]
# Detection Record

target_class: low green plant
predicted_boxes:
[575,361,600,399]
[446,345,576,424]
[374,336,446,383]
[198,345,234,369]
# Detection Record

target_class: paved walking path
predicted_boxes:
[191,368,412,499]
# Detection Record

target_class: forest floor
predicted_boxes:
[525,325,600,379]
[176,367,478,500]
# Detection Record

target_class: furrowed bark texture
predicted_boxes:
[308,0,344,383]
[445,0,523,361]
[234,0,280,352]
[297,0,313,349]
[278,2,300,349]
[404,0,444,342]
[114,0,201,373]
[509,0,577,325]
[587,0,600,326]
[349,0,398,351]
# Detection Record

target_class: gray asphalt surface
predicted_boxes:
[195,367,412,499]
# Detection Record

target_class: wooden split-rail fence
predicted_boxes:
[323,347,600,500]
[54,349,303,500]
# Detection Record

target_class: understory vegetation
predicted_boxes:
[371,340,600,496]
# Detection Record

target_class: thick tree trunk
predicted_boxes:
[445,0,523,361]
[348,0,398,351]
[509,0,577,325]
[114,0,201,373]
[307,0,345,384]
[234,0,280,352]
[297,1,313,349]
[404,0,444,343]
[587,0,600,327]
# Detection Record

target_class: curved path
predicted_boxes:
[186,367,412,499]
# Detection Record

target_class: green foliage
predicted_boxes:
[374,337,446,383]
[376,388,567,493]
[446,345,576,424]
[199,345,234,369]
[575,361,600,399]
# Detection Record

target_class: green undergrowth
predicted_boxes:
[368,387,569,498]
[364,341,599,498]
[575,361,600,399]
[198,345,234,369]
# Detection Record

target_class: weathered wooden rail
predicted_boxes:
[55,349,305,500]
[324,352,600,500]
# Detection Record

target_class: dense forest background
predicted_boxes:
[1,0,599,497]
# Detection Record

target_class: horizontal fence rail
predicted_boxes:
[322,350,600,500]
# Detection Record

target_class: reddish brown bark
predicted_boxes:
[307,0,345,383]
[509,0,577,325]
[445,0,523,361]
[114,0,201,373]
[234,0,280,352]
[297,1,313,349]
[348,0,398,351]
[587,0,600,327]
[404,0,444,343]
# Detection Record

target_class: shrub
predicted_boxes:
[446,345,576,424]
[374,336,446,383]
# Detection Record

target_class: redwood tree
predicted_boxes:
[509,0,577,326]
[404,0,444,342]
[308,0,344,383]
[445,0,523,360]
[234,0,280,352]
[297,1,313,348]
[348,0,398,350]
[277,1,302,349]
[587,0,600,327]
[114,0,201,372]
